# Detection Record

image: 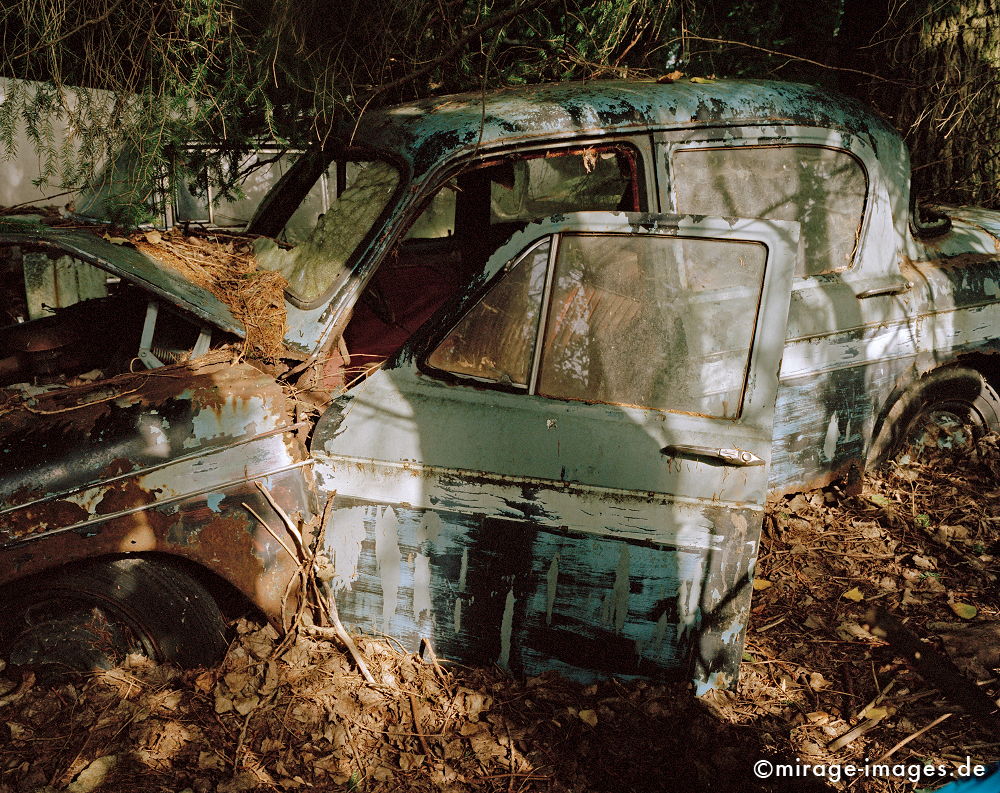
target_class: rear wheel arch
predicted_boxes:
[867,363,1000,468]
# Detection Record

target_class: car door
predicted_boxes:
[312,211,798,690]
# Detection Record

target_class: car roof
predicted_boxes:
[355,79,902,176]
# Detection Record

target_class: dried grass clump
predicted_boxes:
[130,229,288,361]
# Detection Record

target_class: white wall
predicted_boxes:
[0,78,87,209]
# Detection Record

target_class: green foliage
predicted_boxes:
[0,0,997,216]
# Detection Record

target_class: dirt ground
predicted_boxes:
[1,438,997,793]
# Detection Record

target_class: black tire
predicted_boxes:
[2,557,228,679]
[871,366,1000,465]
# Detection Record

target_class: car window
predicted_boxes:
[174,151,300,230]
[489,149,637,223]
[425,240,549,387]
[405,145,641,244]
[670,145,866,277]
[426,232,768,418]
[255,159,401,305]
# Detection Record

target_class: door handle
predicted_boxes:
[856,281,912,299]
[661,444,765,466]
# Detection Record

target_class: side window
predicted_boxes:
[427,233,768,418]
[489,149,638,223]
[670,145,866,277]
[426,240,549,387]
[405,145,641,245]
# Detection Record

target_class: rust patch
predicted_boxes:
[1,499,89,539]
[98,458,138,478]
[95,479,160,515]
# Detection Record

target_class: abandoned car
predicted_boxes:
[2,79,999,690]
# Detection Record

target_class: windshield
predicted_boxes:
[255,158,401,306]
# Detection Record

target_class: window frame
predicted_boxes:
[420,227,771,420]
[658,130,871,279]
[398,138,652,245]
[247,146,409,310]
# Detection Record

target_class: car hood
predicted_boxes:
[0,228,245,337]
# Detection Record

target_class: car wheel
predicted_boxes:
[1,557,228,679]
[873,367,1000,464]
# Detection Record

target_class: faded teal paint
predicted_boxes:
[359,80,900,181]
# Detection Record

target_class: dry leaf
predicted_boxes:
[199,751,226,770]
[67,755,118,793]
[398,752,424,770]
[803,614,825,630]
[842,587,864,602]
[950,602,977,620]
[861,705,893,721]
[144,229,162,244]
[578,709,598,727]
[752,578,773,591]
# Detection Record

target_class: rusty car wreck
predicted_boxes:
[2,79,1000,691]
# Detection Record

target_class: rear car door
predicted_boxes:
[312,211,798,690]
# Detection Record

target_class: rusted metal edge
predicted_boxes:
[0,232,245,336]
[3,459,314,550]
[0,421,311,517]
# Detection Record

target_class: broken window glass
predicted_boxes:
[426,231,767,418]
[255,159,401,305]
[490,149,635,222]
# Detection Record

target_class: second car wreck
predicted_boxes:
[2,78,1000,691]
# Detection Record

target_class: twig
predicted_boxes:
[827,714,886,752]
[22,380,147,414]
[864,607,1000,730]
[871,712,953,765]
[302,625,375,685]
[363,0,556,102]
[255,480,304,554]
[666,34,908,84]
[13,0,128,61]
[827,677,899,751]
[409,693,434,759]
[242,502,298,561]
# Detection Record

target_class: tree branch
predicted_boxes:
[673,34,912,85]
[13,0,128,61]
[365,0,557,102]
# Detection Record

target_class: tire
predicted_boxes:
[1,557,228,679]
[871,366,1000,465]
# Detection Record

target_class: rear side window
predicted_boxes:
[670,145,866,277]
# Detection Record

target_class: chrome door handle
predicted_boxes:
[661,445,765,466]
[856,281,912,299]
